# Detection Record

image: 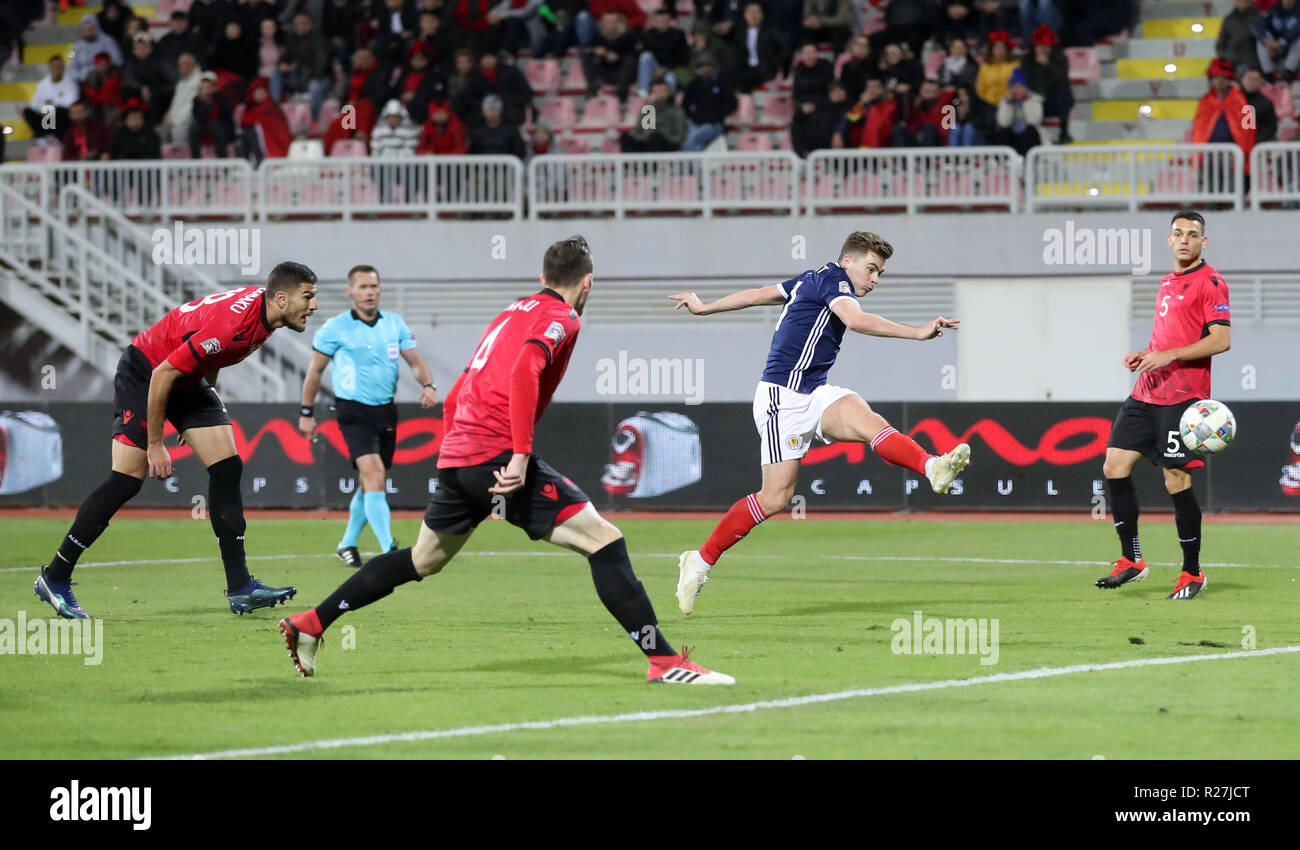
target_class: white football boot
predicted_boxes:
[676,550,712,615]
[927,442,971,494]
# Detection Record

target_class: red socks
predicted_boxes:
[871,426,933,476]
[700,493,768,565]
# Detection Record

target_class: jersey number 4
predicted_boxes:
[469,318,510,370]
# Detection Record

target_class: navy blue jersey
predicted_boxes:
[761,262,858,393]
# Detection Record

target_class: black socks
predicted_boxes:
[588,537,674,658]
[48,470,143,582]
[207,456,251,592]
[1171,488,1202,576]
[317,547,421,631]
[1106,475,1142,563]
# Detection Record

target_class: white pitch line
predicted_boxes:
[149,644,1300,760]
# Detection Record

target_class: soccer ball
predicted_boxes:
[1180,400,1237,455]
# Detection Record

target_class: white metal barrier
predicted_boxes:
[527,151,802,218]
[258,155,523,220]
[806,147,1023,213]
[1026,144,1245,212]
[1250,142,1300,209]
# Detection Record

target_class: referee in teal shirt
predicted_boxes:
[298,265,438,566]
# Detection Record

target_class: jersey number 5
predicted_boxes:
[469,318,510,370]
[1159,295,1171,317]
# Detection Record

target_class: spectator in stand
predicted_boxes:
[765,0,804,55]
[733,2,788,94]
[324,0,363,70]
[467,51,533,126]
[189,71,235,157]
[992,66,1043,155]
[1239,67,1279,143]
[792,41,834,106]
[155,12,204,84]
[163,53,203,145]
[258,19,284,85]
[638,8,691,96]
[681,52,737,151]
[0,6,22,71]
[488,0,544,56]
[583,0,648,46]
[416,10,457,70]
[1193,58,1257,179]
[582,11,639,100]
[232,0,277,33]
[1255,0,1300,82]
[210,20,259,81]
[620,77,687,151]
[25,56,80,141]
[935,1,980,44]
[837,34,874,102]
[879,0,937,57]
[893,77,953,146]
[61,100,111,161]
[938,36,979,91]
[70,15,123,84]
[706,0,745,42]
[188,0,233,41]
[83,52,125,126]
[418,98,470,153]
[976,29,1017,106]
[123,33,171,125]
[532,0,587,58]
[1021,24,1071,143]
[1218,0,1263,78]
[790,79,848,155]
[399,43,450,123]
[418,98,470,154]
[279,12,333,125]
[369,0,420,66]
[108,99,162,160]
[454,0,500,56]
[1059,0,1137,47]
[526,120,553,161]
[878,42,922,93]
[121,15,149,53]
[832,75,895,148]
[469,93,526,157]
[447,48,478,118]
[239,77,292,165]
[96,0,131,46]
[802,0,852,54]
[687,19,738,83]
[370,98,421,156]
[971,0,1017,43]
[949,82,995,145]
[1018,0,1063,45]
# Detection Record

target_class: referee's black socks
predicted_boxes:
[1105,475,1142,563]
[588,537,675,658]
[1171,487,1202,576]
[317,547,421,631]
[47,470,143,582]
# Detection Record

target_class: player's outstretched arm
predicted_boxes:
[1135,324,1230,372]
[669,285,786,315]
[831,299,959,340]
[146,361,183,479]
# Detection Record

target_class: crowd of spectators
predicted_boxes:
[11,0,1141,164]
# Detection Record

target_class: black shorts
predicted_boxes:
[424,451,590,540]
[336,398,398,468]
[1107,396,1204,470]
[112,346,230,450]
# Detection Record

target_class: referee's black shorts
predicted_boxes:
[1107,396,1205,470]
[424,451,590,540]
[336,398,398,468]
[112,346,230,449]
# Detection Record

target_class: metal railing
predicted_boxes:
[258,155,523,220]
[1250,142,1300,209]
[527,151,802,218]
[806,147,1023,213]
[1025,144,1245,212]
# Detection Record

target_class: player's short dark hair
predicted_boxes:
[266,261,317,295]
[840,231,894,263]
[542,236,593,289]
[347,264,380,284]
[1171,210,1205,232]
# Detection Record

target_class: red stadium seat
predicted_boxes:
[1065,48,1101,85]
[525,59,561,95]
[727,93,756,127]
[25,145,62,162]
[282,102,312,136]
[758,94,794,126]
[160,143,190,160]
[778,134,793,151]
[1262,83,1296,119]
[579,95,622,131]
[318,100,341,130]
[561,61,587,95]
[330,139,368,157]
[923,50,945,78]
[734,132,773,151]
[622,94,649,130]
[539,97,577,131]
[598,135,621,153]
[558,135,590,154]
[151,0,193,23]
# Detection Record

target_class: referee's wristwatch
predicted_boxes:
[423,383,436,392]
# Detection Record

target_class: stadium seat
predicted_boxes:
[561,61,587,94]
[622,94,649,130]
[25,145,62,162]
[598,135,621,153]
[923,50,945,79]
[283,102,313,136]
[758,94,794,126]
[579,95,622,131]
[1065,48,1101,85]
[735,132,774,151]
[1281,125,1300,141]
[778,134,793,151]
[289,139,326,159]
[318,100,342,130]
[152,0,192,23]
[330,139,368,157]
[160,143,190,160]
[557,135,590,154]
[525,59,561,94]
[539,97,577,131]
[727,93,756,127]
[1262,83,1296,120]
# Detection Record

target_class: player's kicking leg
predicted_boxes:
[1163,466,1206,600]
[35,439,144,619]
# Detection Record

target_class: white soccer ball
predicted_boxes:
[1180,400,1236,455]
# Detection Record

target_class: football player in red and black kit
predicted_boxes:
[278,237,734,684]
[1096,211,1231,600]
[34,262,320,619]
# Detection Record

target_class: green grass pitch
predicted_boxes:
[2,515,1298,759]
